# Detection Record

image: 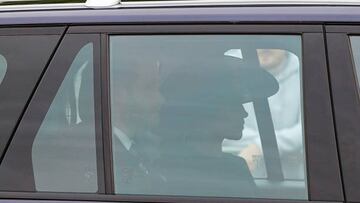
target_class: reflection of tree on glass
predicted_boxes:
[156,54,279,197]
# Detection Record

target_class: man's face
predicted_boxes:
[113,59,164,135]
[257,49,287,71]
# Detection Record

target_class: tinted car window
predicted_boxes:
[0,34,62,164]
[0,35,101,193]
[31,43,97,192]
[0,34,62,190]
[110,35,306,199]
[223,49,303,180]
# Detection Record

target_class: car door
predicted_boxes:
[325,25,360,203]
[0,24,342,203]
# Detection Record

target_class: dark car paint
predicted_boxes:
[0,6,359,25]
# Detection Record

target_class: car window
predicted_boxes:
[110,35,306,199]
[31,43,97,192]
[0,35,101,193]
[0,33,64,192]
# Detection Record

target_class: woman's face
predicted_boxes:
[207,104,249,141]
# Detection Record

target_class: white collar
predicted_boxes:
[113,127,133,151]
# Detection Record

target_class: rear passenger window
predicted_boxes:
[0,35,102,193]
[32,43,97,192]
[110,35,307,199]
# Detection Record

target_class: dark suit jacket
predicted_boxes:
[157,150,257,197]
[112,133,165,194]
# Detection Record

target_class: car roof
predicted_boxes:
[0,1,360,25]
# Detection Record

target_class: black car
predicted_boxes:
[0,0,357,203]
